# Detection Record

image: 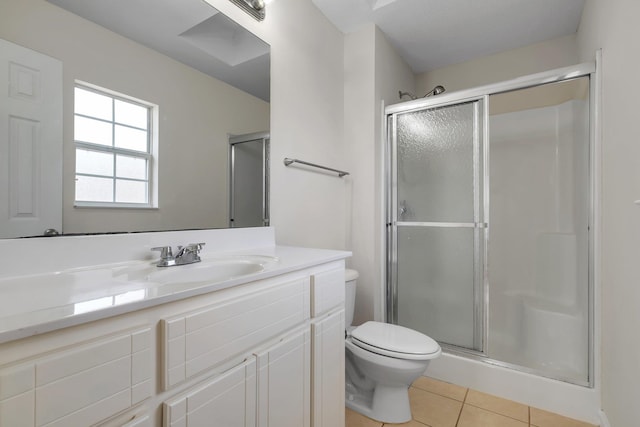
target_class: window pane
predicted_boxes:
[115,125,147,152]
[75,87,112,121]
[76,149,114,177]
[116,154,147,180]
[116,179,147,203]
[115,99,148,129]
[76,175,113,202]
[75,115,113,147]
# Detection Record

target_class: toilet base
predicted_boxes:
[345,383,412,423]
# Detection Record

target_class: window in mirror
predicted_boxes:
[74,84,156,207]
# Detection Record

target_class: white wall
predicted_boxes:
[577,1,640,425]
[344,25,376,323]
[416,34,579,94]
[343,24,415,325]
[203,0,347,251]
[0,0,269,234]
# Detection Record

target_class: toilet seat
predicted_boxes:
[351,321,441,361]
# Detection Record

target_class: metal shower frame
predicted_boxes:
[384,62,597,387]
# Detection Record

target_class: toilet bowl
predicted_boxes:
[344,269,441,423]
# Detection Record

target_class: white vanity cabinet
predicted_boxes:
[255,327,311,427]
[163,357,258,427]
[310,267,346,427]
[0,257,346,427]
[0,327,153,427]
[162,326,311,427]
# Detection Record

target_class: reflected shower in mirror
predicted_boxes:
[0,0,270,238]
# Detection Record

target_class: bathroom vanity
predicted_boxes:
[0,228,348,427]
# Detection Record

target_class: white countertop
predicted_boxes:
[0,228,350,344]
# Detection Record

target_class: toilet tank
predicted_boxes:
[345,269,359,328]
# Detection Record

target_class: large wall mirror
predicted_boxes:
[0,0,270,239]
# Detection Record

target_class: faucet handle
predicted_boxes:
[186,242,205,253]
[151,246,173,260]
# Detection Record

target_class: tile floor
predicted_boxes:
[345,376,598,427]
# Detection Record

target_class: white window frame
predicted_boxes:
[74,82,158,208]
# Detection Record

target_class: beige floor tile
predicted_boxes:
[346,407,383,427]
[530,407,597,427]
[409,387,463,427]
[465,389,529,422]
[382,420,429,427]
[411,376,468,401]
[458,404,528,427]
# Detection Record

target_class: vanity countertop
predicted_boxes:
[0,238,350,344]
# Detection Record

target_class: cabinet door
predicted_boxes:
[163,358,257,427]
[0,327,152,427]
[256,327,311,427]
[311,309,345,427]
[311,268,345,317]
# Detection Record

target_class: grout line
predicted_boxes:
[463,402,529,424]
[455,403,464,427]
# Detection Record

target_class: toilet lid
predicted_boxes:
[345,269,359,281]
[351,321,440,360]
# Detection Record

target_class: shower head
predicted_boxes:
[430,85,446,96]
[424,85,446,97]
[398,85,446,101]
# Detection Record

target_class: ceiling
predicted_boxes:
[312,0,585,74]
[47,0,270,101]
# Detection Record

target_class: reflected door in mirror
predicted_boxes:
[229,133,269,228]
[0,39,62,238]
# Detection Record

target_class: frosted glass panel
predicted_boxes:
[116,155,147,180]
[116,180,147,203]
[76,149,113,176]
[75,176,113,202]
[396,226,477,349]
[396,102,476,223]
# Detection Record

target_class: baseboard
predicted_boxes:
[599,410,610,427]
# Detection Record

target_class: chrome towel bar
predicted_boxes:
[283,158,350,177]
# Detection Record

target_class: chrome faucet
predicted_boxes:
[151,242,206,267]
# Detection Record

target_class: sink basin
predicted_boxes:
[114,254,278,287]
[147,259,264,285]
[0,254,278,322]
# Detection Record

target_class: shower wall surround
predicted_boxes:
[488,96,590,383]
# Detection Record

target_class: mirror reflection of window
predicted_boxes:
[74,84,157,207]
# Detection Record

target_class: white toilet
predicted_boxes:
[344,269,441,423]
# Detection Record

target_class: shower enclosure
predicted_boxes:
[386,66,594,385]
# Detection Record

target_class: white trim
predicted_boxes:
[599,410,611,427]
[592,47,603,408]
[377,100,387,322]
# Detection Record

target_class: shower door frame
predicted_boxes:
[386,97,488,353]
[384,61,597,386]
[228,132,270,228]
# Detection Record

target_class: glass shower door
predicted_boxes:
[389,100,485,351]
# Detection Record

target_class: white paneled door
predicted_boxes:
[0,38,62,238]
